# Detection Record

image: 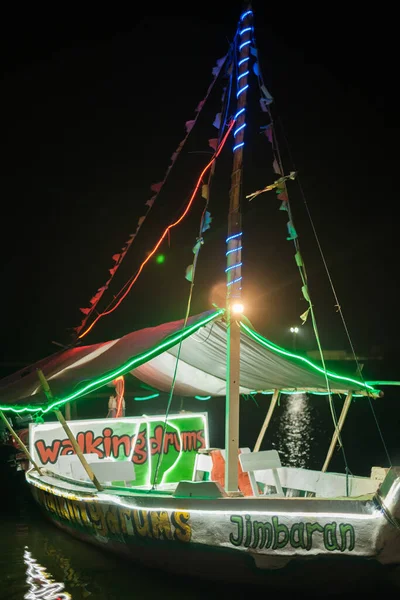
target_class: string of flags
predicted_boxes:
[74,54,227,336]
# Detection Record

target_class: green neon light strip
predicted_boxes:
[194,395,212,400]
[365,380,400,386]
[133,393,160,401]
[255,390,364,397]
[1,309,224,414]
[241,322,379,395]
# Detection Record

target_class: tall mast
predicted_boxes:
[225,4,253,492]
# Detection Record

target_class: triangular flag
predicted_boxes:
[137,216,145,227]
[264,125,273,143]
[202,211,212,232]
[300,307,311,324]
[185,264,194,282]
[79,307,91,315]
[185,119,195,134]
[112,253,121,262]
[151,182,163,193]
[212,55,226,77]
[208,138,218,151]
[302,285,310,302]
[253,62,260,76]
[250,47,258,57]
[295,252,304,267]
[261,84,274,104]
[286,221,297,240]
[213,113,221,129]
[201,184,209,200]
[196,99,205,112]
[145,196,155,208]
[279,202,288,211]
[192,238,203,255]
[273,158,282,175]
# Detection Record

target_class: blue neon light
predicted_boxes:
[239,40,251,51]
[238,57,249,66]
[194,395,212,400]
[225,262,242,272]
[238,70,250,81]
[226,232,242,243]
[239,27,252,36]
[227,276,242,287]
[237,84,249,97]
[240,10,253,20]
[233,142,245,152]
[235,108,245,119]
[226,245,242,256]
[234,123,246,137]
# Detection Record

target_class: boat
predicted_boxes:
[0,3,399,587]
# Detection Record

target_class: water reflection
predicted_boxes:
[24,547,71,600]
[275,394,312,468]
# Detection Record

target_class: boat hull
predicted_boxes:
[27,469,400,586]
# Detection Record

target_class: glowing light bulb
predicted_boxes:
[232,302,244,314]
[290,327,299,333]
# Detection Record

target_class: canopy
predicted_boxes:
[0,309,380,413]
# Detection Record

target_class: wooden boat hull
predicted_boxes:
[27,468,400,586]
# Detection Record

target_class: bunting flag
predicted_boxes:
[201,211,212,233]
[185,264,194,282]
[74,53,228,337]
[208,138,218,151]
[300,307,311,324]
[246,172,297,202]
[272,157,282,175]
[286,221,298,241]
[201,184,209,201]
[192,238,203,254]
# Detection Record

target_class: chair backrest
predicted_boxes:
[239,450,284,497]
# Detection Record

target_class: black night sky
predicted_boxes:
[0,3,398,454]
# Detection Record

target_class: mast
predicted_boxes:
[225,4,253,492]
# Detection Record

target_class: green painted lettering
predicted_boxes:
[272,516,289,550]
[305,522,324,550]
[323,522,339,551]
[252,521,273,549]
[339,523,355,551]
[289,522,306,549]
[229,515,244,547]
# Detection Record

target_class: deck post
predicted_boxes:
[65,402,71,420]
[36,369,103,491]
[253,389,280,452]
[0,410,42,474]
[321,391,353,472]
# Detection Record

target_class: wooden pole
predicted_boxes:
[253,389,280,452]
[36,369,103,491]
[225,4,252,493]
[321,392,353,473]
[65,402,71,420]
[0,410,42,474]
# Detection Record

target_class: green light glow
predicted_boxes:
[194,395,212,400]
[133,393,160,401]
[365,380,400,386]
[240,323,379,395]
[0,310,224,414]
[155,254,166,264]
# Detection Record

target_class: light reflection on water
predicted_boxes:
[274,394,312,468]
[24,547,71,600]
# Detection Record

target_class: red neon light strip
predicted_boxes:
[78,119,235,340]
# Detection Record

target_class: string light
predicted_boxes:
[77,120,235,340]
[234,123,246,136]
[240,10,253,20]
[237,70,250,81]
[0,310,224,414]
[238,57,249,67]
[233,142,244,152]
[236,84,249,97]
[239,40,251,51]
[225,262,242,272]
[226,232,242,243]
[133,393,160,401]
[194,395,212,400]
[239,27,252,36]
[227,277,242,287]
[226,245,242,256]
[234,107,245,119]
